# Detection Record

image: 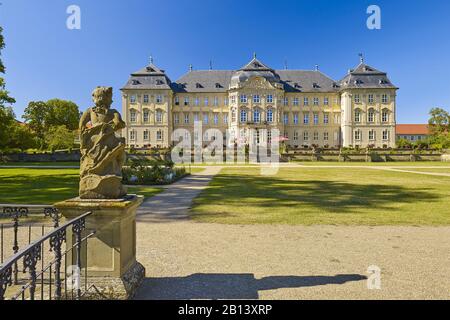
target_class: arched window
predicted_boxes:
[130,109,137,123]
[354,109,361,123]
[368,108,375,123]
[240,109,247,123]
[143,109,149,123]
[382,109,389,122]
[253,108,260,123]
[266,108,273,123]
[156,110,163,123]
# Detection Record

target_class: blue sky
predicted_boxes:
[1,0,449,123]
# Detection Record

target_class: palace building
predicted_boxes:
[121,55,398,149]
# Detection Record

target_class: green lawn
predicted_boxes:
[296,161,450,166]
[0,162,80,167]
[0,168,161,204]
[191,167,450,225]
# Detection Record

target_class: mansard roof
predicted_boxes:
[339,62,397,89]
[122,62,173,90]
[173,70,235,93]
[122,57,396,93]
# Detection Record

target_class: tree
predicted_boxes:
[8,122,38,151]
[46,99,80,130]
[44,125,76,151]
[0,26,16,149]
[23,99,80,142]
[428,107,449,136]
[22,101,51,141]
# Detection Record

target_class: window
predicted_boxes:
[324,131,329,141]
[313,131,319,140]
[240,95,247,103]
[194,112,199,122]
[369,130,375,140]
[266,95,273,103]
[383,130,389,140]
[240,109,247,123]
[175,96,179,105]
[293,131,299,141]
[324,97,329,105]
[184,97,189,106]
[157,130,163,141]
[354,109,361,123]
[143,109,149,123]
[324,113,329,124]
[313,97,319,106]
[143,95,149,104]
[184,113,189,124]
[174,113,179,124]
[194,98,200,106]
[223,114,228,124]
[303,113,309,124]
[130,110,137,123]
[214,113,219,125]
[293,98,299,106]
[204,97,209,106]
[266,108,273,123]
[303,131,309,141]
[253,95,260,103]
[368,94,374,104]
[130,130,136,140]
[156,110,163,123]
[224,98,229,105]
[334,113,340,124]
[382,94,389,104]
[382,110,389,122]
[368,109,375,123]
[156,95,162,103]
[143,130,149,141]
[283,113,289,125]
[283,97,288,106]
[130,95,137,104]
[293,113,299,124]
[313,113,319,125]
[304,97,309,106]
[203,113,209,124]
[267,130,272,143]
[354,130,361,140]
[253,109,260,123]
[214,97,218,106]
[354,94,360,103]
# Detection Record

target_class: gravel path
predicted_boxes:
[134,167,450,300]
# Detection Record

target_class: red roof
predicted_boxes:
[396,124,429,135]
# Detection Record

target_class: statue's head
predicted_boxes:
[92,86,113,108]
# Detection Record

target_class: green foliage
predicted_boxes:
[428,107,450,136]
[122,157,186,185]
[46,99,80,130]
[396,138,412,149]
[44,125,76,151]
[8,123,38,150]
[22,101,51,140]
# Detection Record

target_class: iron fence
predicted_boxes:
[0,211,94,300]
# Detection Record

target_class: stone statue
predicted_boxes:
[78,86,127,199]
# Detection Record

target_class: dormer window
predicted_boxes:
[146,67,155,72]
[354,79,363,85]
[196,83,203,88]
[294,83,301,89]
[131,80,140,85]
[156,79,164,85]
[312,83,320,89]
[332,83,340,88]
[253,62,262,68]
[364,67,373,72]
[379,79,389,84]
[215,83,222,88]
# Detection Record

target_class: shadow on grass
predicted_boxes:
[191,174,441,219]
[134,273,367,299]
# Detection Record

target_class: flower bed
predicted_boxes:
[122,158,188,185]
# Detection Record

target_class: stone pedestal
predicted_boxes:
[54,195,145,299]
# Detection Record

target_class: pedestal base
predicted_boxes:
[55,195,145,300]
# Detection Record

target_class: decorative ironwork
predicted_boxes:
[44,207,60,228]
[0,211,93,300]
[2,207,29,218]
[22,244,42,300]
